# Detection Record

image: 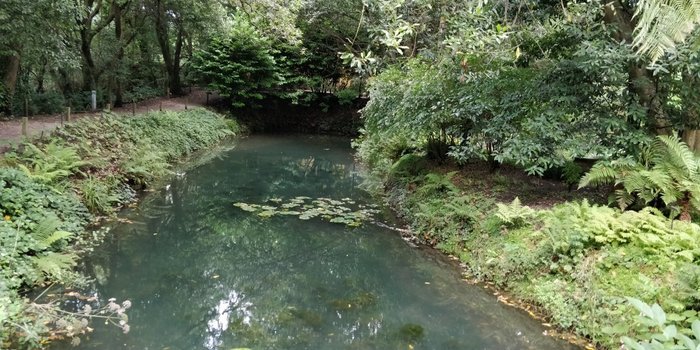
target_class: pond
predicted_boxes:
[54,135,578,350]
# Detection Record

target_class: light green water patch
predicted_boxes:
[51,135,578,350]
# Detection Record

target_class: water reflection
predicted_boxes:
[205,290,253,349]
[52,135,578,350]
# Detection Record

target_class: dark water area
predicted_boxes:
[53,135,578,350]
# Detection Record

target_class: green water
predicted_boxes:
[55,135,577,350]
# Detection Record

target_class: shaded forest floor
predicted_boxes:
[0,89,220,150]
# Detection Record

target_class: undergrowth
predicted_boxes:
[0,108,238,348]
[356,138,700,349]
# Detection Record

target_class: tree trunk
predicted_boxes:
[80,28,98,91]
[114,2,124,106]
[679,192,692,222]
[0,53,21,115]
[170,23,184,96]
[36,62,46,93]
[682,130,700,154]
[602,0,669,135]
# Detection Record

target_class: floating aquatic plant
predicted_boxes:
[233,196,381,227]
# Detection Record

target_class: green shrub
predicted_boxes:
[494,197,538,228]
[335,87,359,105]
[388,154,429,183]
[0,168,89,234]
[77,176,120,214]
[13,141,88,185]
[190,18,278,108]
[123,85,161,103]
[0,108,237,346]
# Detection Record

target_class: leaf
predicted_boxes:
[662,325,677,339]
[652,303,667,325]
[234,203,258,212]
[628,297,655,320]
[257,211,275,218]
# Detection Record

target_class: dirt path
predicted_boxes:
[0,89,219,148]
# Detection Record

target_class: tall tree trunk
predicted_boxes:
[154,0,183,96]
[114,2,124,106]
[154,0,173,96]
[602,0,669,135]
[679,192,692,222]
[682,130,700,154]
[80,28,98,91]
[36,62,47,93]
[171,23,184,96]
[0,53,21,115]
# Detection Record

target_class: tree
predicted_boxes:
[146,0,223,96]
[0,0,75,114]
[190,18,278,107]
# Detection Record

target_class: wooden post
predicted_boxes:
[132,101,136,116]
[159,101,163,112]
[66,107,71,122]
[24,98,28,117]
[185,96,188,110]
[21,117,28,137]
[60,113,64,127]
[106,103,111,112]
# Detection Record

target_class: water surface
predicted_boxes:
[56,135,577,350]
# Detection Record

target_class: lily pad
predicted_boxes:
[233,196,379,227]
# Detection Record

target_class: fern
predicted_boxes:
[19,140,88,184]
[633,0,700,62]
[580,136,700,220]
[31,215,73,250]
[495,197,538,228]
[416,172,459,198]
[31,252,76,281]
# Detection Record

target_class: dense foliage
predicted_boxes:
[0,108,237,347]
[366,152,700,348]
[190,19,279,107]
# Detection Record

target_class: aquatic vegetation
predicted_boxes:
[234,196,381,227]
[398,323,424,342]
[278,307,323,329]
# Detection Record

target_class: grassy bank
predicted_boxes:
[0,108,238,348]
[356,140,700,349]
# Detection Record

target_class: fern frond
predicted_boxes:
[615,189,636,209]
[579,162,619,188]
[654,135,698,179]
[32,252,76,281]
[633,0,700,62]
[32,215,73,250]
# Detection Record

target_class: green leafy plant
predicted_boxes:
[77,176,120,215]
[15,141,88,185]
[622,298,700,350]
[495,197,538,228]
[580,135,700,221]
[190,18,279,108]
